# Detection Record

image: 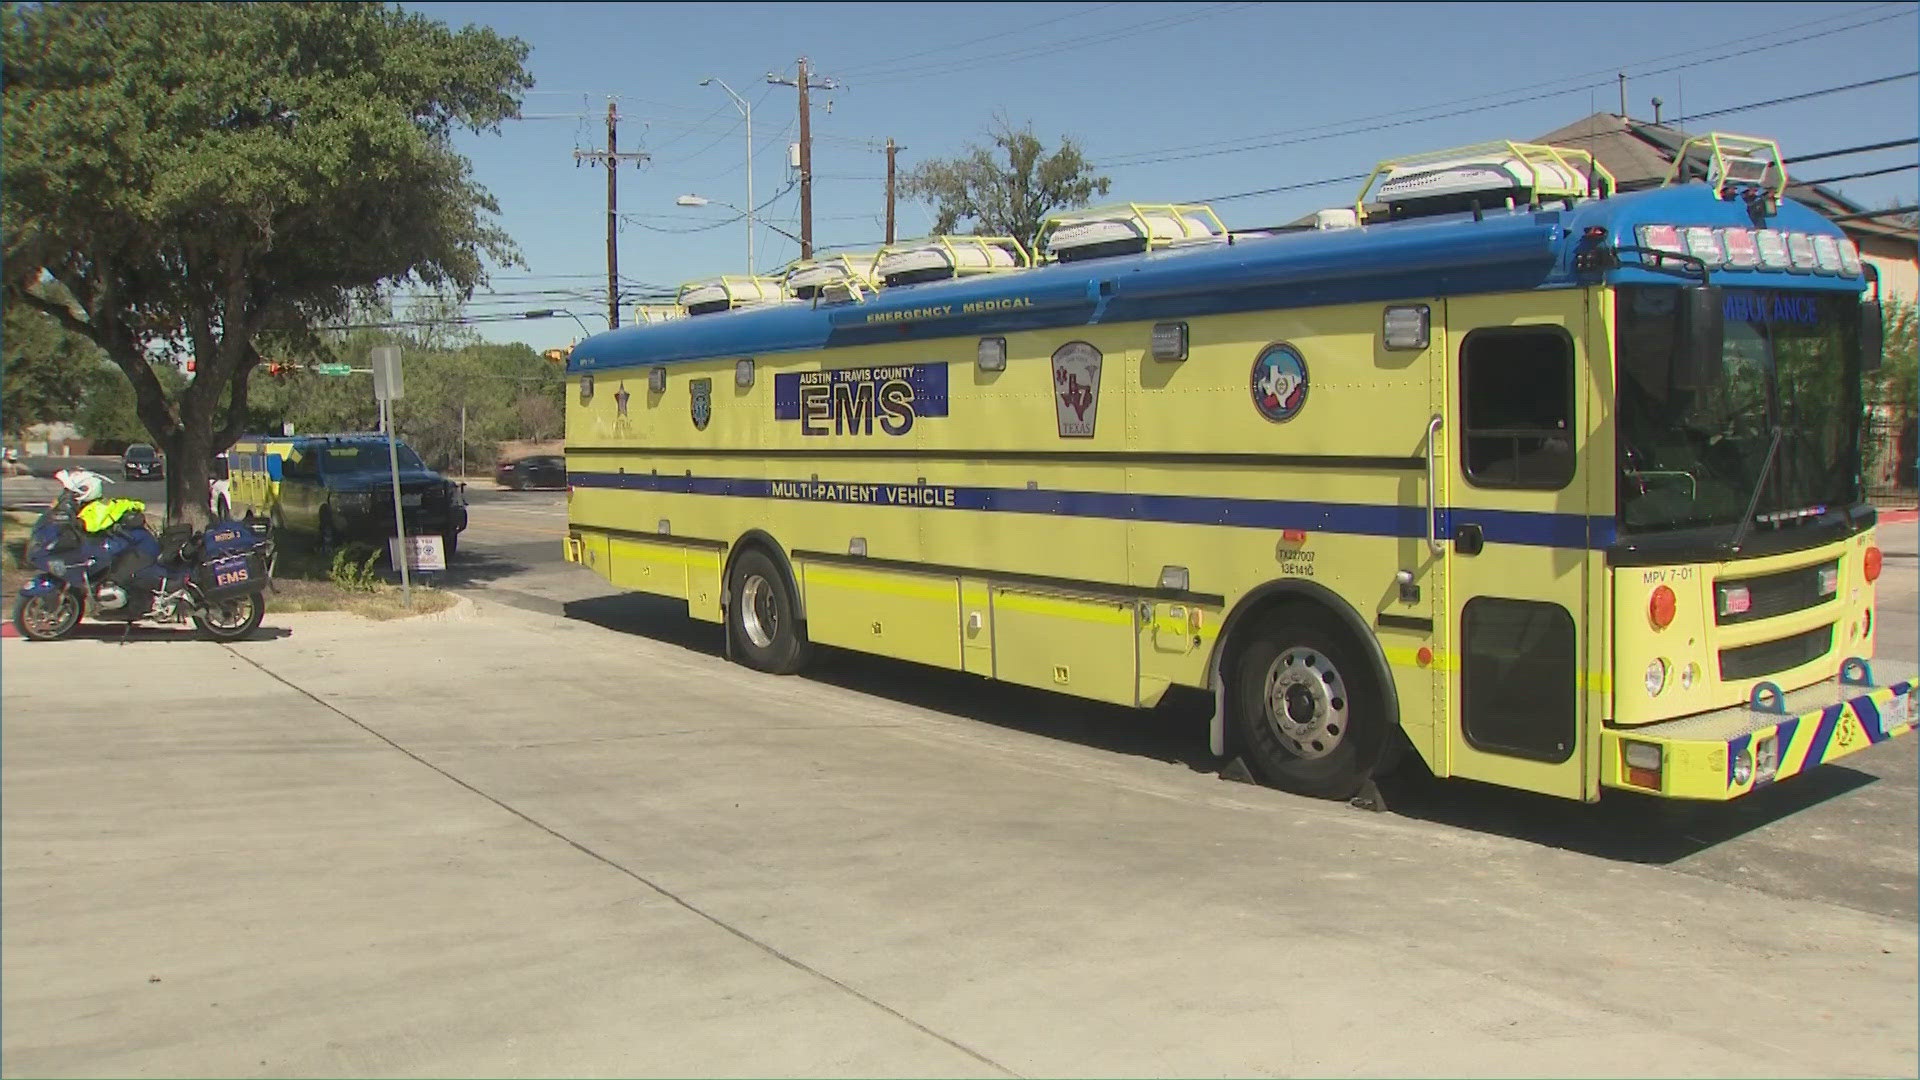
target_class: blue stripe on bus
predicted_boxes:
[570,470,1614,550]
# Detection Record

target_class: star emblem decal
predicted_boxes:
[614,383,630,417]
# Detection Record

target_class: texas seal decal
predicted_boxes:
[690,377,713,431]
[1250,343,1308,423]
[1051,341,1102,438]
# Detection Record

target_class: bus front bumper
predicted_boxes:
[1601,662,1918,800]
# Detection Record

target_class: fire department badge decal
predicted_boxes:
[1251,343,1308,423]
[690,377,712,431]
[1052,341,1102,438]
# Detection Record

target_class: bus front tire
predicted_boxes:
[727,548,810,675]
[1230,604,1389,801]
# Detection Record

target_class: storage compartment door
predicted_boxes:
[991,588,1139,706]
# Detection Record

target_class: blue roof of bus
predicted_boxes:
[569,185,1864,375]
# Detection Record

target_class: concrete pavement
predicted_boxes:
[3,597,1916,1077]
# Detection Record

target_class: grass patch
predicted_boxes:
[265,541,459,619]
[1,512,456,621]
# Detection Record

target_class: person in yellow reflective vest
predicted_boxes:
[79,496,145,533]
[54,469,144,532]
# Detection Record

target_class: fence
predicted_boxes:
[1864,407,1918,510]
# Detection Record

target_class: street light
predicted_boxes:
[674,195,803,249]
[699,76,753,274]
[520,308,594,337]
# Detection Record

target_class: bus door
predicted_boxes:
[1433,293,1593,799]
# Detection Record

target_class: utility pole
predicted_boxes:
[1617,73,1627,118]
[574,99,648,329]
[768,59,838,260]
[885,138,899,245]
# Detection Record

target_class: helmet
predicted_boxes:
[54,468,110,504]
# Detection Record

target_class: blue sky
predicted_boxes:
[408,1,1920,351]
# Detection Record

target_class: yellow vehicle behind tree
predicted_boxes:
[562,134,1915,803]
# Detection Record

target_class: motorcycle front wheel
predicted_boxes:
[12,590,83,641]
[194,591,265,642]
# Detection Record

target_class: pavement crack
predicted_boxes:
[222,644,1020,1078]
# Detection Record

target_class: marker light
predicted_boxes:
[1649,584,1678,629]
[976,336,1007,371]
[1149,322,1188,361]
[1720,227,1759,269]
[1623,741,1664,789]
[1645,658,1669,697]
[1839,239,1862,277]
[1812,235,1843,275]
[1382,305,1431,350]
[1636,224,1685,258]
[1754,735,1779,782]
[1864,546,1883,583]
[1682,226,1725,266]
[1720,585,1752,616]
[1817,565,1840,597]
[1786,232,1818,272]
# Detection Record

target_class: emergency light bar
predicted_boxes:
[1630,223,1858,276]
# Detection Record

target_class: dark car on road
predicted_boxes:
[122,443,164,480]
[272,434,468,559]
[495,453,565,490]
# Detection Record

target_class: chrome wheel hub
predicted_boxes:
[740,574,777,649]
[1262,648,1348,760]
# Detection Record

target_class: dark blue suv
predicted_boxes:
[272,435,468,559]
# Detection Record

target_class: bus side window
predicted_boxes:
[1460,326,1576,489]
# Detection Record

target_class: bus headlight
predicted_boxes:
[1645,658,1669,697]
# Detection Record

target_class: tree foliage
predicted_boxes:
[2,1,532,522]
[1874,295,1918,412]
[900,116,1110,247]
[2,297,103,438]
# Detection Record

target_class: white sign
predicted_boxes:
[388,534,445,573]
[371,346,403,401]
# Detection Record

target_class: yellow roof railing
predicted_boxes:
[632,303,685,325]
[1660,131,1788,200]
[1034,202,1228,263]
[782,251,883,305]
[1353,140,1616,221]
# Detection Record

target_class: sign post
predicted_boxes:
[370,345,412,609]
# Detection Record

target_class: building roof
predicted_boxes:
[1535,112,1917,245]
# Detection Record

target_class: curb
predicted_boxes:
[1877,508,1918,526]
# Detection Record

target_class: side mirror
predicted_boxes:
[1861,299,1884,373]
[1671,284,1725,390]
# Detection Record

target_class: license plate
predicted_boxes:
[402,494,422,508]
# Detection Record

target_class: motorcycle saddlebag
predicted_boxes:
[200,522,260,559]
[193,551,264,601]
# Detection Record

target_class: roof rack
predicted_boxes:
[782,252,882,305]
[1353,140,1616,221]
[874,235,1031,288]
[632,303,686,325]
[1660,131,1787,200]
[675,275,789,316]
[1035,202,1229,263]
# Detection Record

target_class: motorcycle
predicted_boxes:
[11,492,276,642]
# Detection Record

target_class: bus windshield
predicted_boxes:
[1615,286,1864,537]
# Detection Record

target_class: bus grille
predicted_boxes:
[1714,560,1838,625]
[1718,623,1834,681]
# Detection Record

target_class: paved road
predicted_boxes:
[448,491,1920,923]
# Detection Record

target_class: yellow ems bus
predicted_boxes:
[562,134,1915,803]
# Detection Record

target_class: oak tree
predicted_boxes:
[2,2,532,522]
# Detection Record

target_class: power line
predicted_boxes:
[1797,163,1918,186]
[1683,70,1917,121]
[1095,5,1916,170]
[851,2,1260,86]
[831,2,1123,77]
[1785,136,1918,164]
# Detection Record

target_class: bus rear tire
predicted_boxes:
[727,548,810,675]
[1230,604,1388,801]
